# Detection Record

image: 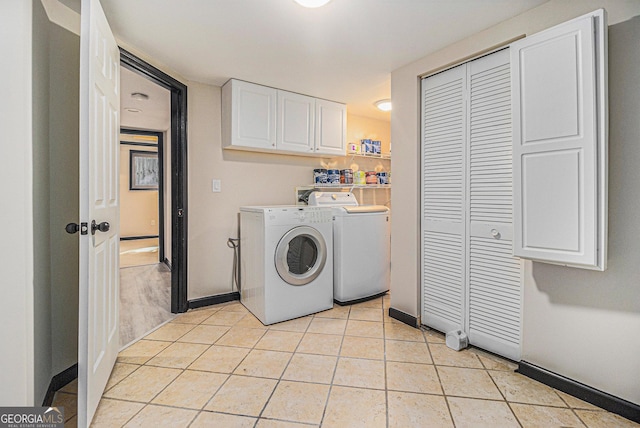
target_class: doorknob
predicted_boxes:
[66,222,88,235]
[91,220,110,235]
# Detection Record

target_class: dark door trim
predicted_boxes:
[120,129,165,263]
[120,48,189,313]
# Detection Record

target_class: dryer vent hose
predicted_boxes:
[227,237,240,293]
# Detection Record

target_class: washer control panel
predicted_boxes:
[265,206,333,225]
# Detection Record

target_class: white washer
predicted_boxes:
[308,192,390,305]
[239,205,334,325]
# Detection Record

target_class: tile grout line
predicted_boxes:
[206,308,271,424]
[119,305,232,426]
[169,304,257,427]
[96,297,625,427]
[483,356,525,428]
[253,310,315,425]
[317,305,350,427]
[555,391,591,427]
[424,328,458,427]
[113,328,189,428]
[383,300,390,428]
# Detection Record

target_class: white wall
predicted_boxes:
[390,0,640,405]
[49,20,80,377]
[522,13,640,405]
[187,82,331,299]
[0,0,81,405]
[0,0,35,406]
[32,0,53,405]
[186,83,392,300]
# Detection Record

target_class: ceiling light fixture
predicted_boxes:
[130,92,149,101]
[375,99,392,112]
[293,0,332,8]
[125,107,142,113]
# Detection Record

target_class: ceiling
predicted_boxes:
[64,0,548,121]
[120,66,171,131]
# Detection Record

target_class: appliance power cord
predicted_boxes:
[227,237,240,293]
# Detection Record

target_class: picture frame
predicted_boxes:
[129,150,159,190]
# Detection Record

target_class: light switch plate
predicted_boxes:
[212,179,221,193]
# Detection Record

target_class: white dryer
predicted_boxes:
[308,192,390,305]
[239,205,334,325]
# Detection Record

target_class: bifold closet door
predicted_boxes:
[467,50,522,361]
[420,65,467,334]
[421,49,523,360]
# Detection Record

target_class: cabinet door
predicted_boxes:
[228,80,277,150]
[315,99,346,156]
[511,10,607,270]
[467,49,522,361]
[277,90,315,154]
[420,64,467,334]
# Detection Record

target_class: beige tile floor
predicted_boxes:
[54,295,639,427]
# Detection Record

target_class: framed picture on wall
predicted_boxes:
[130,150,159,190]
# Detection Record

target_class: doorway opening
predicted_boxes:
[119,129,165,269]
[120,49,189,314]
[118,128,171,346]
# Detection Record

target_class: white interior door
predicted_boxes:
[78,0,120,425]
[466,49,523,361]
[420,64,467,334]
[421,50,524,360]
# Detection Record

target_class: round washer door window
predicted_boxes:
[275,226,327,286]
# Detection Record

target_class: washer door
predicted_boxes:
[275,226,327,286]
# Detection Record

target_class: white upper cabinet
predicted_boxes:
[222,79,277,150]
[277,90,316,154]
[315,99,347,156]
[223,79,347,157]
[510,9,607,270]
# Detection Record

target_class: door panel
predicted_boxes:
[78,0,120,425]
[234,80,277,149]
[314,99,346,155]
[511,10,607,270]
[467,49,522,361]
[277,90,315,153]
[421,49,523,361]
[421,65,466,333]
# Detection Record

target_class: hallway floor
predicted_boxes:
[55,295,638,427]
[120,238,160,268]
[119,263,173,347]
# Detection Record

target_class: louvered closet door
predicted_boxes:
[467,49,522,361]
[420,65,467,333]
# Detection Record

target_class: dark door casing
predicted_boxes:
[120,48,189,313]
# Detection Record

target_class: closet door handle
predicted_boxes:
[491,229,501,239]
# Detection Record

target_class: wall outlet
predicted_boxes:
[212,179,221,193]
